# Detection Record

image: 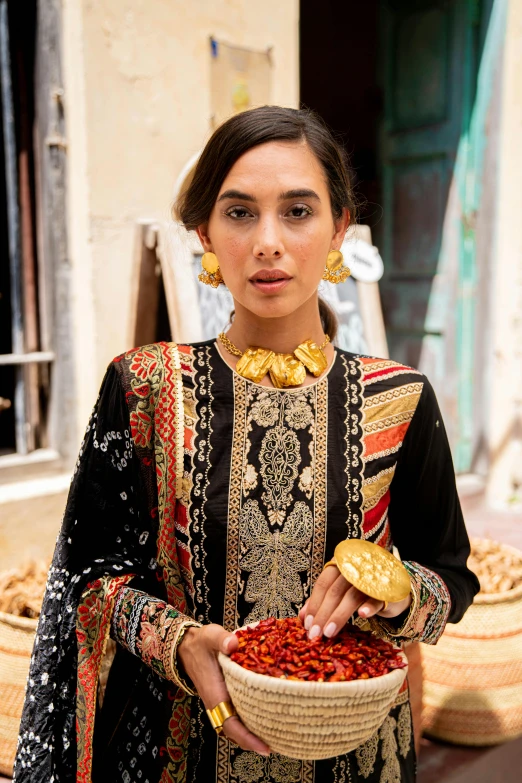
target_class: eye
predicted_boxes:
[224,206,253,219]
[287,204,313,219]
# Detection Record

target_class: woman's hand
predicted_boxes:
[177,623,270,755]
[298,564,412,640]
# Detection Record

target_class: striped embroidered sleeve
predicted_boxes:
[111,585,200,693]
[368,377,480,645]
[364,561,452,644]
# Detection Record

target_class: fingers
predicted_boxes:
[203,623,238,656]
[222,716,270,755]
[191,625,270,755]
[308,580,368,639]
[302,565,342,629]
[372,594,412,619]
[357,596,385,619]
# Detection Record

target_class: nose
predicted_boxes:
[252,213,284,260]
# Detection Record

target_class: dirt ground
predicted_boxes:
[0,491,67,574]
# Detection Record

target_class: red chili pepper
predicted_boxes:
[230,617,406,683]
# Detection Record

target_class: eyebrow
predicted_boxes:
[217,188,321,203]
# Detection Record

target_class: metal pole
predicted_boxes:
[0,0,27,454]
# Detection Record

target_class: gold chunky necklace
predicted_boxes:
[218,332,331,388]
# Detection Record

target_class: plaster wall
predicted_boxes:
[485,0,522,506]
[62,0,299,441]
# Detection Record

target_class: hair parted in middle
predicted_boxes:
[175,105,359,340]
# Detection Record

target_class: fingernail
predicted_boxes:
[223,637,232,653]
[308,624,321,640]
[324,622,337,638]
[304,614,313,631]
[359,607,369,618]
[259,750,271,756]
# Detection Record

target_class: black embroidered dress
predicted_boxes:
[14,341,479,783]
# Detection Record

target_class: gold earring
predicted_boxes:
[322,250,351,284]
[199,252,224,288]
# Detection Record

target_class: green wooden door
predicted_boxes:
[379,0,483,470]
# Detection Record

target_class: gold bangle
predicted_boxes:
[163,618,202,696]
[206,700,237,735]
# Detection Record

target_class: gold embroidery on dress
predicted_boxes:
[364,443,403,463]
[363,383,424,410]
[231,752,302,783]
[260,422,301,525]
[397,703,412,759]
[269,755,302,782]
[285,393,315,429]
[361,359,404,373]
[223,375,247,632]
[355,730,379,778]
[184,344,214,627]
[243,462,258,492]
[183,388,197,421]
[362,367,422,387]
[362,466,396,511]
[363,411,416,435]
[362,393,421,425]
[363,508,389,541]
[393,688,409,708]
[231,751,265,782]
[221,376,321,782]
[250,390,280,427]
[299,465,314,498]
[333,757,352,783]
[240,499,313,623]
[379,716,401,783]
[311,380,327,585]
[248,388,315,525]
[341,357,360,538]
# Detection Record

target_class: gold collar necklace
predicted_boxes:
[218,332,330,388]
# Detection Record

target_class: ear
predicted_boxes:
[331,207,351,251]
[196,224,213,253]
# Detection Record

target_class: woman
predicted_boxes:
[14,106,479,783]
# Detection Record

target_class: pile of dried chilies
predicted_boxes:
[231,617,407,682]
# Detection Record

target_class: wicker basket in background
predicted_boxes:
[421,543,522,746]
[0,611,37,776]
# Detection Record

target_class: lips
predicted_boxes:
[250,269,292,283]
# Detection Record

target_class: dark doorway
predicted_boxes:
[0,0,41,455]
[300,1,382,234]
[300,0,497,472]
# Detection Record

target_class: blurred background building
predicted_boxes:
[1,0,522,571]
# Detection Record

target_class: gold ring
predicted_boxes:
[206,701,237,735]
[323,559,338,571]
[381,601,388,612]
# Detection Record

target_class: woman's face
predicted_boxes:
[197,140,349,321]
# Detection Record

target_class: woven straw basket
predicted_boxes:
[219,646,408,760]
[0,611,37,776]
[422,543,522,746]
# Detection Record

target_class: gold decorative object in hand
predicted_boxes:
[206,700,237,734]
[322,249,351,284]
[332,539,411,604]
[199,252,224,287]
[218,333,331,388]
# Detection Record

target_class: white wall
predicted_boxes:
[62,0,299,438]
[486,0,522,507]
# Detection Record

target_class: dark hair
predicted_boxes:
[176,105,358,340]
